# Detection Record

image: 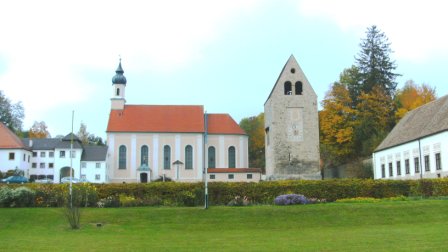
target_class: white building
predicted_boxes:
[22,135,107,183]
[0,122,31,176]
[373,95,448,179]
[106,60,261,183]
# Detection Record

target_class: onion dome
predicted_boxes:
[112,60,127,85]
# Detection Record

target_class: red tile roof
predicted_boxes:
[207,168,262,173]
[207,114,246,135]
[0,122,27,149]
[107,105,246,135]
[107,105,205,133]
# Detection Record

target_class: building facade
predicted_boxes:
[0,122,32,176]
[106,61,260,183]
[264,55,320,180]
[373,95,448,179]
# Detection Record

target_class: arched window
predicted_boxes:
[141,145,148,166]
[284,81,292,95]
[228,146,236,168]
[295,81,303,95]
[116,88,120,96]
[119,145,126,169]
[163,145,171,170]
[185,145,193,169]
[208,146,216,168]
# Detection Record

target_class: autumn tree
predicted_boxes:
[354,25,400,101]
[395,80,437,121]
[239,113,265,171]
[0,90,24,133]
[29,121,51,138]
[319,82,357,166]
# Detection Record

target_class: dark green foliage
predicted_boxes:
[354,25,400,99]
[4,179,448,207]
[0,90,24,133]
[0,186,35,207]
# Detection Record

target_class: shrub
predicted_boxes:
[227,196,250,206]
[274,194,308,205]
[0,187,13,207]
[11,187,35,207]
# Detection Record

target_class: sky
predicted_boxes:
[1,0,448,140]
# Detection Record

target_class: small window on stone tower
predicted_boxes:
[284,81,292,95]
[295,81,303,95]
[290,68,295,73]
[116,88,120,96]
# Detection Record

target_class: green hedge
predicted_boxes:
[3,179,448,207]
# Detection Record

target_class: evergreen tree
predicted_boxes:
[354,25,400,100]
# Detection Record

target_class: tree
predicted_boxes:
[88,135,105,146]
[354,25,400,100]
[0,90,24,133]
[29,121,51,138]
[319,82,357,166]
[77,123,89,145]
[395,80,437,121]
[239,113,265,171]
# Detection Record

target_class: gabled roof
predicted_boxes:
[107,105,205,133]
[264,54,316,105]
[22,138,60,150]
[375,95,448,152]
[0,122,27,149]
[207,114,246,135]
[81,146,108,161]
[107,105,246,135]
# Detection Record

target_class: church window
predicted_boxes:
[284,81,292,95]
[185,145,193,169]
[208,146,216,168]
[228,146,236,168]
[164,145,171,170]
[141,145,148,166]
[295,81,303,95]
[116,88,120,96]
[119,145,126,169]
[290,68,296,73]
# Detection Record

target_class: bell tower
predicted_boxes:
[264,55,320,180]
[111,59,127,110]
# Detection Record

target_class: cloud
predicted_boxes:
[298,0,448,62]
[0,0,259,128]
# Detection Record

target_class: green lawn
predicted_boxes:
[1,200,448,251]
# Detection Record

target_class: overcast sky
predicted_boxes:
[1,0,447,139]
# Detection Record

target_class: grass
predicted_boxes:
[1,200,448,251]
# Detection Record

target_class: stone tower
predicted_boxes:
[111,59,127,110]
[264,55,320,180]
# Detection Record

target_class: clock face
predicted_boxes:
[287,107,303,142]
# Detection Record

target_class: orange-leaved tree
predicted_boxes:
[395,80,436,121]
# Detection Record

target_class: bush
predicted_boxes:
[0,186,35,207]
[274,194,308,205]
[0,187,13,207]
[227,196,250,206]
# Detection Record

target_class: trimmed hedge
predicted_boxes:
[3,178,448,207]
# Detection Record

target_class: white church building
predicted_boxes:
[373,95,448,179]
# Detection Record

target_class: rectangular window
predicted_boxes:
[209,174,215,180]
[414,157,420,173]
[95,174,100,180]
[405,159,410,174]
[96,163,101,168]
[81,162,86,168]
[40,152,46,158]
[388,162,393,177]
[396,161,401,176]
[32,163,37,168]
[49,163,54,169]
[247,174,253,179]
[49,152,54,158]
[381,164,385,178]
[9,152,15,160]
[424,155,430,172]
[81,174,86,179]
[28,155,30,163]
[60,151,66,158]
[228,174,234,179]
[40,163,45,169]
[32,152,37,157]
[435,153,442,170]
[23,154,26,161]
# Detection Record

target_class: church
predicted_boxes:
[106,61,261,183]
